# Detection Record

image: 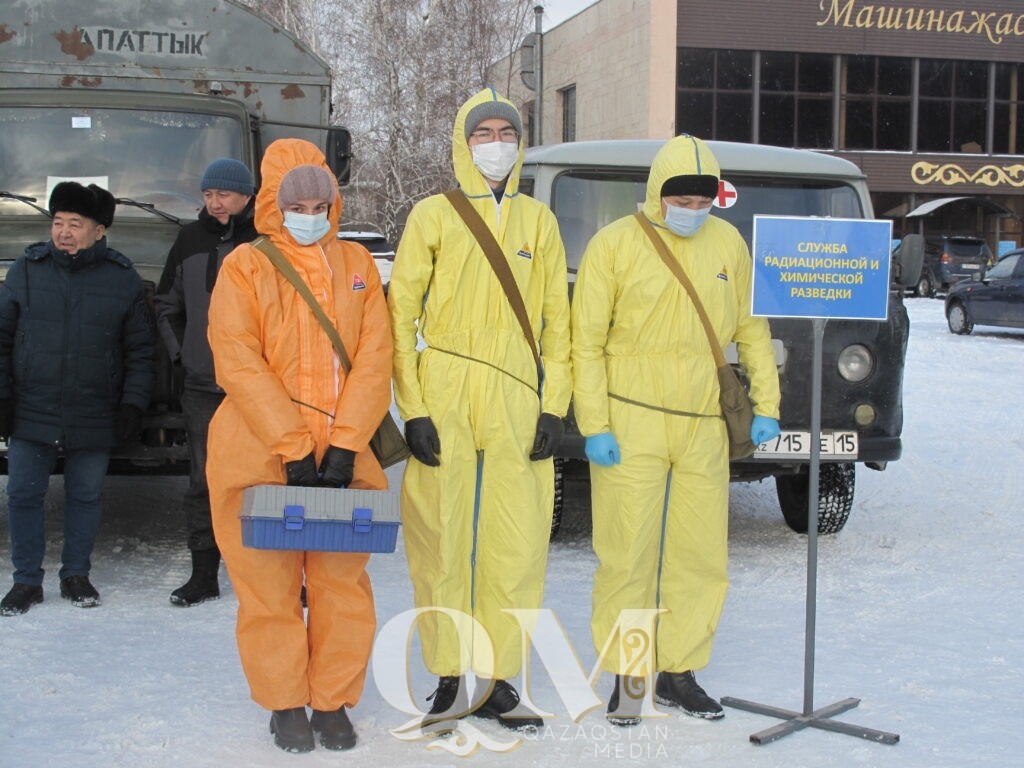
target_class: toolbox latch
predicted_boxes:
[352,507,373,533]
[284,504,305,531]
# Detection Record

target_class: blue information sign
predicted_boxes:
[752,216,893,320]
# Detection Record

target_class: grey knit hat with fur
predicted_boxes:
[277,165,338,207]
[463,100,523,141]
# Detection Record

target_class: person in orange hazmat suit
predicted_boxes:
[206,138,392,753]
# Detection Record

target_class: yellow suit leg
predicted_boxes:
[400,352,479,677]
[401,352,552,679]
[591,401,671,676]
[657,415,730,672]
[472,371,552,680]
[591,402,730,675]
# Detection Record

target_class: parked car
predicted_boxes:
[945,249,1024,334]
[913,235,993,297]
[338,230,396,288]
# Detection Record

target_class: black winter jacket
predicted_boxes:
[154,203,258,392]
[0,239,155,449]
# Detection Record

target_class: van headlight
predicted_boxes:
[837,344,873,382]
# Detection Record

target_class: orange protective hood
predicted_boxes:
[255,138,342,245]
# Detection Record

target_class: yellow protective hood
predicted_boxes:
[642,135,720,226]
[255,138,341,245]
[452,88,524,197]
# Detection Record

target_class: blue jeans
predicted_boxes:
[5,438,110,585]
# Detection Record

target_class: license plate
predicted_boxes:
[962,264,981,270]
[754,430,858,459]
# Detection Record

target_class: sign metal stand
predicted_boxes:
[722,216,900,746]
[721,318,899,745]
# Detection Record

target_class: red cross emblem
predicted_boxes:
[715,180,738,209]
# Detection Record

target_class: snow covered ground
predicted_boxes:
[1,297,1022,767]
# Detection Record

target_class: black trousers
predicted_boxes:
[181,388,225,552]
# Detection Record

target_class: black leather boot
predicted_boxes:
[472,679,543,732]
[654,670,724,720]
[421,676,469,737]
[606,674,645,727]
[310,706,357,750]
[170,547,221,607]
[1,583,44,616]
[269,707,315,752]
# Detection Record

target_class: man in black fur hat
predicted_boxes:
[0,181,155,616]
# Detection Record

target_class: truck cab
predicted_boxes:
[519,139,920,534]
[0,0,350,472]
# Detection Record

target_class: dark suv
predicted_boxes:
[912,235,993,297]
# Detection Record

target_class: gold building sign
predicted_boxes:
[818,1,1024,45]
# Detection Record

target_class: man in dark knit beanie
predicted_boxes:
[155,157,257,608]
[0,181,154,616]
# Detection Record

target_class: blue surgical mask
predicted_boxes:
[283,211,331,245]
[663,203,712,237]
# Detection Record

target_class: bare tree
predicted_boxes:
[239,0,532,243]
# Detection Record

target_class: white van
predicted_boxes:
[519,140,921,535]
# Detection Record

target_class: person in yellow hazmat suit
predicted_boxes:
[388,88,571,734]
[206,139,393,753]
[571,135,782,727]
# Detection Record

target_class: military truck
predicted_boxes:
[0,0,350,472]
[519,140,922,535]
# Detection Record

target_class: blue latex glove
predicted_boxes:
[585,432,621,466]
[750,415,781,446]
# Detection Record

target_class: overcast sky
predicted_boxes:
[541,0,600,30]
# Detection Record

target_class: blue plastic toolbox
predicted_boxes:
[240,485,400,553]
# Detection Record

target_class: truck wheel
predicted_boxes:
[775,462,855,535]
[914,272,933,298]
[550,457,565,541]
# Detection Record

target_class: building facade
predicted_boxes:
[498,0,1024,248]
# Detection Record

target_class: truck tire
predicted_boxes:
[775,462,855,535]
[914,271,934,298]
[550,457,565,540]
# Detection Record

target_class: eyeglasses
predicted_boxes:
[469,126,520,143]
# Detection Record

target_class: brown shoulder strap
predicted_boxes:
[444,189,542,385]
[634,212,727,368]
[252,236,353,373]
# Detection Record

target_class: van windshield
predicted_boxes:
[0,106,244,220]
[551,171,864,272]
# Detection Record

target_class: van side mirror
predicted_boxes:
[893,233,924,288]
[326,127,352,185]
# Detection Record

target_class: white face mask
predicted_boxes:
[471,141,519,182]
[663,203,712,237]
[283,210,330,245]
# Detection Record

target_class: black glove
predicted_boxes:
[285,452,319,486]
[0,398,13,440]
[115,404,143,444]
[530,412,564,461]
[405,416,441,467]
[318,446,356,488]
